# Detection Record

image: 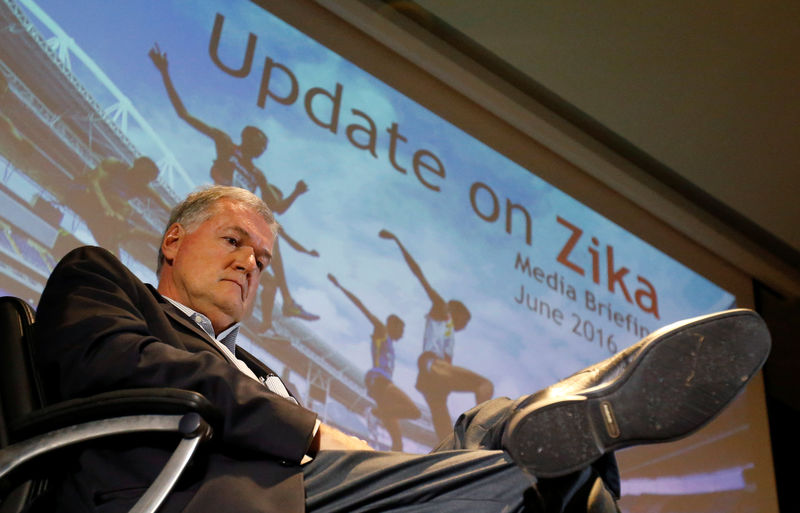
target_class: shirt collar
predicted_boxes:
[163,296,240,351]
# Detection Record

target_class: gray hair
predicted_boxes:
[156,185,278,275]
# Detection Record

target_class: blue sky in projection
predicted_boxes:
[29,0,735,411]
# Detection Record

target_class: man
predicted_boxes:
[34,186,771,512]
[148,44,319,325]
[379,228,495,440]
[328,273,421,450]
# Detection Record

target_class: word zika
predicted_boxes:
[555,216,660,319]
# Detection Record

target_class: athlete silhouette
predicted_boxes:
[149,44,318,327]
[328,273,421,450]
[379,229,493,440]
[74,156,169,255]
[1,82,168,264]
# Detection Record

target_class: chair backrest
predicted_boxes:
[1,295,218,513]
[0,296,41,434]
[0,296,46,513]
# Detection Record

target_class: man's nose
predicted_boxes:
[234,247,258,273]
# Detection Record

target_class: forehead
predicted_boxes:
[201,200,274,245]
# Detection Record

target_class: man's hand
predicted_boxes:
[312,422,374,452]
[148,43,168,73]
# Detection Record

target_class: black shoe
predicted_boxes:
[503,308,771,478]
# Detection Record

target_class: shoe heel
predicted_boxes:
[505,397,605,478]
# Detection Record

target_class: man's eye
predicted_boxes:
[224,237,238,246]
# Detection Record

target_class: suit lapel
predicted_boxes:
[236,345,275,379]
[145,285,300,404]
[146,284,230,361]
[238,346,301,405]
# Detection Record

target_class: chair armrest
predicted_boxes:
[2,389,219,513]
[9,388,221,442]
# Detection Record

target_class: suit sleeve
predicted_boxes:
[34,246,317,464]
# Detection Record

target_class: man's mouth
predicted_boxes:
[223,279,245,300]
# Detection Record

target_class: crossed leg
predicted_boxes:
[303,397,618,513]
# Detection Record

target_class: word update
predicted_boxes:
[210,13,447,193]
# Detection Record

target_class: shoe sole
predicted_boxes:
[505,308,771,478]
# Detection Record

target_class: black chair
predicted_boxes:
[0,296,219,513]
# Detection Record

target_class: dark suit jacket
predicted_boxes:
[34,246,318,513]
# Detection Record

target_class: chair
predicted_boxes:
[0,296,220,513]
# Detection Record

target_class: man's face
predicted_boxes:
[158,199,274,333]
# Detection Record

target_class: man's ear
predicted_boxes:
[160,223,185,267]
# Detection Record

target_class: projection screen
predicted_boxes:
[0,0,777,511]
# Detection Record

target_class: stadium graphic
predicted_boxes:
[0,0,439,451]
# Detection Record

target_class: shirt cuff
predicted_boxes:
[301,418,322,465]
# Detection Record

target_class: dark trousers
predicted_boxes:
[303,397,619,512]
